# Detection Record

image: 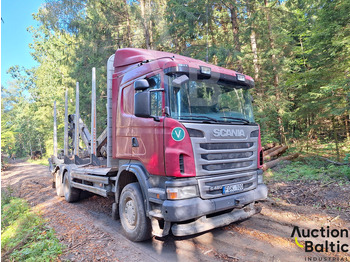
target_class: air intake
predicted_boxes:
[179,154,185,173]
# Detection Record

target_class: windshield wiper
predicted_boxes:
[220,116,250,124]
[178,115,218,122]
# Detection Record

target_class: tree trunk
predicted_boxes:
[264,0,278,87]
[125,1,132,47]
[264,145,288,161]
[250,30,259,82]
[246,0,260,83]
[264,0,285,144]
[332,117,340,162]
[263,142,276,150]
[345,114,350,141]
[39,138,43,156]
[229,1,243,72]
[262,153,299,171]
[263,145,282,156]
[140,0,151,49]
[29,141,33,159]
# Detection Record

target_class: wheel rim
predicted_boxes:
[124,197,137,229]
[63,176,69,198]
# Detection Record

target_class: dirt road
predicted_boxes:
[2,161,350,262]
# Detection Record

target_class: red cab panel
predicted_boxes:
[164,118,196,177]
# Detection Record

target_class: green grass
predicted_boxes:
[266,157,350,182]
[288,140,350,163]
[1,189,63,261]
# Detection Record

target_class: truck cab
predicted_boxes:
[111,48,267,240]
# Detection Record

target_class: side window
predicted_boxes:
[148,75,162,117]
[123,84,134,115]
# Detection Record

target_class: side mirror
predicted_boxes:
[172,75,189,88]
[135,91,151,118]
[134,79,150,91]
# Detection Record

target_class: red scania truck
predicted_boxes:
[49,48,267,242]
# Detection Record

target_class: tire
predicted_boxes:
[63,171,81,203]
[55,171,64,197]
[119,183,152,242]
[112,202,119,220]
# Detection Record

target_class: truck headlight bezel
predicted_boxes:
[166,185,198,200]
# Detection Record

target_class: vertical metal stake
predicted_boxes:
[107,55,115,167]
[53,101,57,157]
[91,67,97,158]
[75,82,80,156]
[64,89,69,156]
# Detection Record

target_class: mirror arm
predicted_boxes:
[164,106,170,117]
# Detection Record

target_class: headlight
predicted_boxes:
[258,174,264,184]
[166,186,198,200]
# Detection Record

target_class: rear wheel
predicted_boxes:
[63,171,80,203]
[55,171,64,197]
[119,183,152,242]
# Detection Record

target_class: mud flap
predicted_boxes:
[171,204,260,237]
[151,218,171,238]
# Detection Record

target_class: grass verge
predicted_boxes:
[27,157,49,166]
[265,156,350,183]
[1,188,63,261]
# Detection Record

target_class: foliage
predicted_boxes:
[1,191,63,261]
[1,0,349,160]
[27,157,50,166]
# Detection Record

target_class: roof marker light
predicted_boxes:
[200,66,211,75]
[237,74,246,82]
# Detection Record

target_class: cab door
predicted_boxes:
[131,73,165,176]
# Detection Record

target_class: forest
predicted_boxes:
[1,0,350,162]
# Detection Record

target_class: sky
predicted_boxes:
[1,0,45,87]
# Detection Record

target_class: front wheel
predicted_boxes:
[119,183,152,242]
[55,171,64,197]
[63,171,80,203]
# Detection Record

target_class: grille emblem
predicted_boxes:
[213,128,245,137]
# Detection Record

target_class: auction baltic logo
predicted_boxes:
[291,226,350,261]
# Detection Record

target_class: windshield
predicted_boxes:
[167,74,255,124]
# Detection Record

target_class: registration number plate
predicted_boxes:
[222,183,244,194]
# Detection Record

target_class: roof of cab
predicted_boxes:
[113,48,254,82]
[114,48,201,68]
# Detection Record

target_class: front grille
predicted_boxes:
[197,172,257,199]
[201,152,253,161]
[182,123,259,198]
[200,142,253,150]
[203,161,253,171]
[198,142,255,174]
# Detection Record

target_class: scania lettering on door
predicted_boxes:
[213,129,245,137]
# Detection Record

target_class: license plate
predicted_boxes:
[222,183,244,194]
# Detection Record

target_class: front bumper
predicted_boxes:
[171,203,260,236]
[162,184,268,222]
